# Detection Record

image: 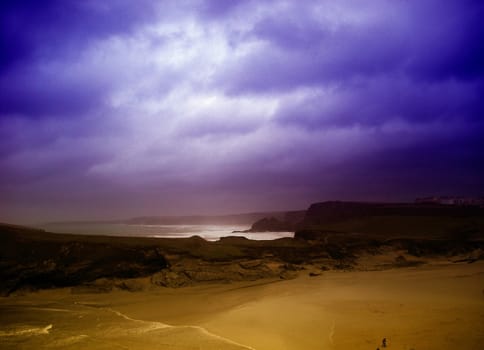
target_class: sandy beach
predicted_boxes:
[1,261,482,350]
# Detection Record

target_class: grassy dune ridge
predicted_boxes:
[1,201,483,295]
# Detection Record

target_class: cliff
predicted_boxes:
[298,201,484,239]
[304,201,484,225]
[242,210,305,232]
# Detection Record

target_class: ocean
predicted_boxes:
[38,223,294,241]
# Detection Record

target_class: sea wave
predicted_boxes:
[0,324,52,337]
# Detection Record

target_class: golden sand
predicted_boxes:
[1,262,483,350]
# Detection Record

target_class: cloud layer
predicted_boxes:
[1,0,483,223]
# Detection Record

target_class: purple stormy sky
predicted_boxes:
[1,0,483,223]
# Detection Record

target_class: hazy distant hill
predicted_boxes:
[42,211,305,227]
[123,211,305,225]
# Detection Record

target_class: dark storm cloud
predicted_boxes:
[204,120,484,201]
[0,0,175,118]
[219,0,484,94]
[338,124,484,199]
[275,78,484,128]
[1,0,483,223]
[0,0,159,70]
[404,0,484,81]
[0,65,110,118]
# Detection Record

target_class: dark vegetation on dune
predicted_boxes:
[0,224,168,295]
[1,202,483,295]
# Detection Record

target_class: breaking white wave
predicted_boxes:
[88,305,257,350]
[0,324,52,337]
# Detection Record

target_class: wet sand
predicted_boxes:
[1,261,483,350]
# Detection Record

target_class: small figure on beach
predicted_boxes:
[382,338,387,347]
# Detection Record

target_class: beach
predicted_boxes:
[1,261,482,350]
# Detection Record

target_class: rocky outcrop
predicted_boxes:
[151,259,291,287]
[241,211,306,233]
[249,217,290,232]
